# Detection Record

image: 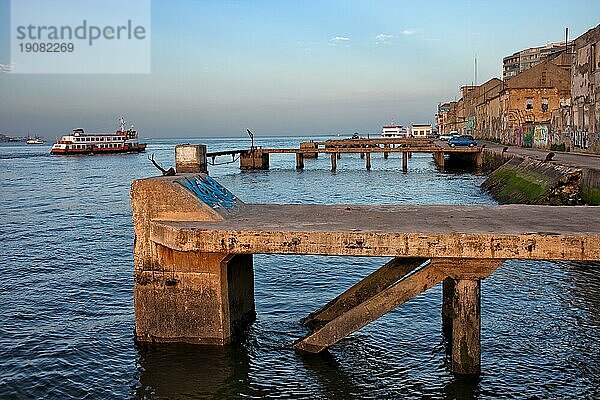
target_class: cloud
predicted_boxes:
[375,33,393,44]
[330,36,350,43]
[0,63,15,73]
[402,29,415,36]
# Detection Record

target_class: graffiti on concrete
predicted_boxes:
[572,131,589,149]
[523,126,534,148]
[533,125,549,148]
[181,175,238,211]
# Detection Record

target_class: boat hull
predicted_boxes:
[50,144,146,155]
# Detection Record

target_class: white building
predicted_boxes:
[410,124,432,138]
[381,125,409,138]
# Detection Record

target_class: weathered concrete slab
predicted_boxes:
[149,204,600,261]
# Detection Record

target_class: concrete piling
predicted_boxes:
[452,279,481,375]
[175,144,207,174]
[240,149,269,170]
[366,152,371,171]
[402,151,408,172]
[331,153,337,172]
[296,153,305,170]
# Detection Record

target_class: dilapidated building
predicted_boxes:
[570,24,600,153]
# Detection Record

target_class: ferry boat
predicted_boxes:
[26,136,44,145]
[381,125,410,138]
[50,117,146,155]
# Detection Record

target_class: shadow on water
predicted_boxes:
[131,340,256,399]
[297,350,364,399]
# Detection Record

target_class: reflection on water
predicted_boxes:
[0,138,598,399]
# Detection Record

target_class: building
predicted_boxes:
[435,103,450,134]
[410,124,432,138]
[472,78,503,140]
[503,42,571,81]
[570,24,600,153]
[381,125,409,137]
[499,59,570,147]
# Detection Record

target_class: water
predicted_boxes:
[1,137,598,399]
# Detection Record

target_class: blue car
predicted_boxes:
[448,135,477,147]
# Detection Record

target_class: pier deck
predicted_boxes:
[150,204,600,260]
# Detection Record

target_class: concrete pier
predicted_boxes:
[131,167,600,375]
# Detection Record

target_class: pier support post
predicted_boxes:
[402,151,408,172]
[240,149,269,170]
[130,175,256,345]
[331,153,337,172]
[175,144,208,174]
[384,144,389,159]
[475,151,483,169]
[442,277,455,337]
[366,152,371,171]
[360,151,365,159]
[452,279,480,375]
[296,153,305,170]
[434,151,445,170]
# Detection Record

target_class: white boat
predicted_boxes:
[26,136,44,144]
[50,116,146,155]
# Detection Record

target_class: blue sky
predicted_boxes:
[1,0,599,138]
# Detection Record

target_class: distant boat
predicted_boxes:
[50,116,146,155]
[26,136,44,145]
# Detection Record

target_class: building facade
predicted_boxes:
[503,42,571,81]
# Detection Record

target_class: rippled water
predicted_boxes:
[1,137,598,399]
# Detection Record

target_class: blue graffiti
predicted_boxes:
[181,175,238,211]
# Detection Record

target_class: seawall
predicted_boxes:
[481,148,599,205]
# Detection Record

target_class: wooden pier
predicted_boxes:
[207,138,482,172]
[130,153,600,376]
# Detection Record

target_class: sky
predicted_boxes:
[1,0,599,138]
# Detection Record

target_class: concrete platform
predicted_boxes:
[149,204,600,260]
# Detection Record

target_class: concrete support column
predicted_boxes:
[442,277,455,337]
[402,151,408,172]
[337,152,342,160]
[296,153,305,170]
[331,153,337,172]
[175,144,207,174]
[366,152,371,171]
[452,279,481,375]
[240,150,269,170]
[134,249,255,345]
[475,151,483,169]
[360,151,365,159]
[384,144,389,159]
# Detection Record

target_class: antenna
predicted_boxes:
[119,116,125,132]
[474,54,478,86]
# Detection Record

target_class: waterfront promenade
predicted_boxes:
[480,141,600,170]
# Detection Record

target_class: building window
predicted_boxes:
[526,98,533,110]
[541,98,549,112]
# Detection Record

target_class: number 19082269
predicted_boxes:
[19,43,74,52]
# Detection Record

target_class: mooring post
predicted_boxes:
[402,151,408,172]
[452,279,481,375]
[331,153,337,172]
[296,152,305,170]
[366,151,371,171]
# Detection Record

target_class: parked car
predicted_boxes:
[439,130,459,141]
[448,134,477,147]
